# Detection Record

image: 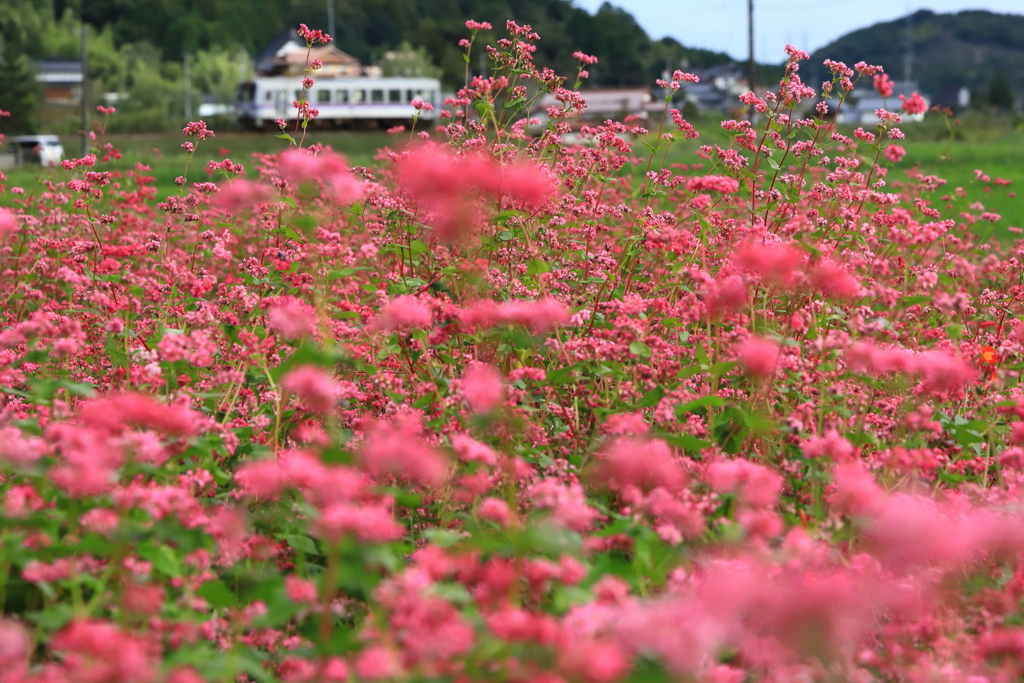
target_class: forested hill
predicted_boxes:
[40,0,737,87]
[810,10,1024,100]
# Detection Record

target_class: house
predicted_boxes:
[836,80,930,124]
[254,31,368,77]
[34,59,84,105]
[536,88,663,122]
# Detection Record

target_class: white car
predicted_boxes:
[5,135,65,167]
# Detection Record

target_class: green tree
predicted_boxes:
[988,69,1014,111]
[380,41,441,79]
[0,45,41,134]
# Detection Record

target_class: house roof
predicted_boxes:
[34,59,83,84]
[254,31,361,75]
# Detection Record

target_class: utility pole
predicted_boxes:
[903,11,913,86]
[80,21,89,157]
[184,52,192,120]
[747,0,755,120]
[327,0,335,40]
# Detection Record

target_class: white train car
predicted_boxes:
[236,75,441,129]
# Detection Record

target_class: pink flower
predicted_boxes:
[314,503,404,543]
[51,620,156,683]
[0,426,46,466]
[266,296,317,338]
[558,638,630,683]
[873,73,893,97]
[737,336,780,378]
[0,208,18,236]
[285,575,319,603]
[276,149,364,203]
[323,658,350,682]
[734,240,803,288]
[810,261,861,300]
[884,144,906,162]
[830,462,885,516]
[375,295,432,331]
[497,298,571,333]
[801,430,854,461]
[900,92,927,115]
[78,393,202,437]
[596,437,687,493]
[686,175,740,194]
[451,434,499,466]
[282,365,338,414]
[911,350,977,393]
[0,619,30,669]
[705,459,782,508]
[354,646,403,680]
[461,362,505,413]
[705,275,749,318]
[213,179,272,212]
[360,414,448,487]
[478,497,513,526]
[182,120,215,139]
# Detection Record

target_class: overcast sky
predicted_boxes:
[571,0,1024,63]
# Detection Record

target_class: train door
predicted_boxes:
[275,90,289,117]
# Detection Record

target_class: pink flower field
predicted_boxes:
[1,19,1024,683]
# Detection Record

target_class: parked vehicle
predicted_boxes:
[236,76,441,129]
[0,135,65,167]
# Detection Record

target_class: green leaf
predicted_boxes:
[629,341,651,358]
[674,395,726,417]
[139,544,182,578]
[282,534,319,555]
[279,196,298,209]
[409,239,429,254]
[497,230,514,241]
[712,406,749,454]
[423,528,464,548]
[635,386,665,409]
[197,580,238,609]
[526,259,552,276]
[25,604,74,630]
[660,433,712,453]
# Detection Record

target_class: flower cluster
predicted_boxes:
[0,20,1022,683]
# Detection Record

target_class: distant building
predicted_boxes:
[34,59,83,105]
[537,88,663,122]
[254,31,374,77]
[675,64,749,113]
[837,80,930,124]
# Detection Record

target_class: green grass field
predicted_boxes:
[4,115,1022,237]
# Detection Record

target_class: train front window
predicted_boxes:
[336,90,349,104]
[237,82,255,103]
[265,90,273,102]
[371,89,384,103]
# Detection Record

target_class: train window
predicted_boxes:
[389,89,402,103]
[294,90,303,102]
[265,90,273,102]
[406,89,415,103]
[237,83,255,103]
[371,89,384,103]
[335,90,349,104]
[352,90,365,103]
[317,90,331,103]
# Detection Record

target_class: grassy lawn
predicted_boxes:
[4,114,1022,238]
[2,130,396,197]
